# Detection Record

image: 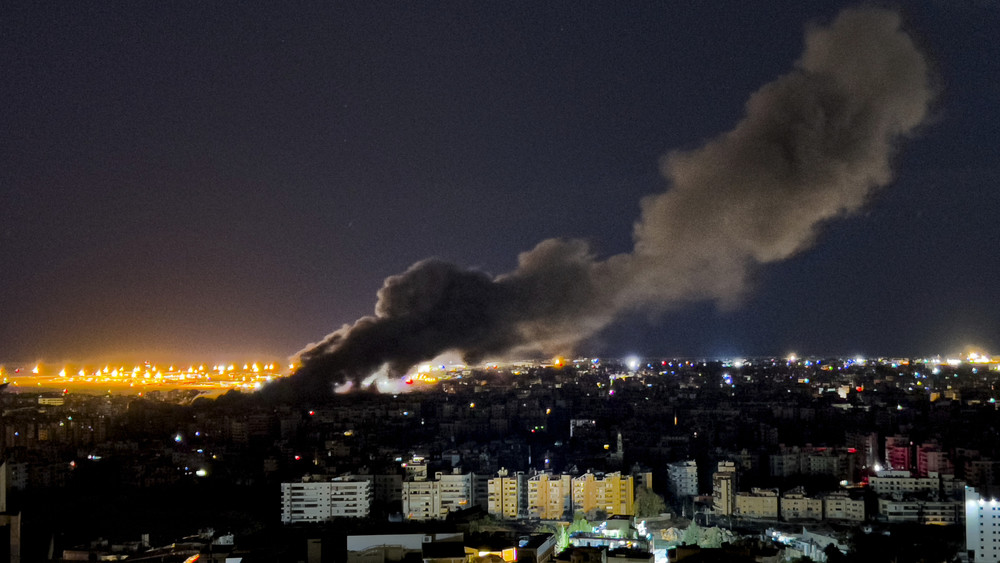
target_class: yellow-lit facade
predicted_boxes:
[712,462,736,516]
[571,471,634,517]
[735,488,779,519]
[527,473,573,520]
[780,488,823,520]
[488,469,523,520]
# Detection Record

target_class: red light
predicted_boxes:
[405,378,414,385]
[662,361,666,366]
[856,386,863,392]
[848,448,857,453]
[295,455,301,461]
[308,410,315,416]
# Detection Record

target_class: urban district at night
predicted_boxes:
[2,353,1000,562]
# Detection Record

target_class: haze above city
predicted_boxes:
[3,2,998,366]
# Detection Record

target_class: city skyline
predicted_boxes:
[3,2,999,365]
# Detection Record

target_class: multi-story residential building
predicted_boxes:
[488,468,526,520]
[280,477,373,523]
[885,436,912,471]
[769,451,802,478]
[878,498,962,525]
[804,450,855,481]
[571,471,634,517]
[736,488,778,519]
[916,443,954,477]
[402,479,441,521]
[437,470,475,514]
[402,469,475,521]
[869,471,965,499]
[373,474,403,506]
[712,462,736,516]
[474,474,492,510]
[964,459,1000,495]
[404,456,429,481]
[631,466,653,492]
[780,487,823,521]
[966,487,1000,563]
[527,472,573,520]
[768,447,856,481]
[667,461,699,499]
[822,491,865,522]
[845,431,879,469]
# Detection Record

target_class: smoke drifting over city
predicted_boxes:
[293,8,933,390]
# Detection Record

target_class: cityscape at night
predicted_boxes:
[3,1,1000,562]
[4,353,1000,561]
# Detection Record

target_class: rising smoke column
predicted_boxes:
[293,7,933,389]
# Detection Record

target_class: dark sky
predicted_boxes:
[2,1,998,364]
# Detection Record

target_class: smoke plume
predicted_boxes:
[293,7,933,389]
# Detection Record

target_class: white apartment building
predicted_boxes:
[878,498,962,525]
[822,491,865,522]
[967,487,1000,563]
[869,470,965,499]
[401,470,475,521]
[437,470,474,514]
[667,460,699,499]
[281,477,373,523]
[403,479,442,521]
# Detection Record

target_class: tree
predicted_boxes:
[568,515,592,535]
[556,525,570,552]
[536,523,570,553]
[634,487,667,518]
[682,522,702,546]
[823,543,847,563]
[587,508,608,521]
[700,527,724,549]
[468,514,512,533]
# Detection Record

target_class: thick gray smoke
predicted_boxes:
[293,7,933,388]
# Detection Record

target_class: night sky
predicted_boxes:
[3,2,998,364]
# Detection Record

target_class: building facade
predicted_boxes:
[402,470,475,521]
[735,488,778,519]
[780,487,823,521]
[488,469,526,520]
[281,477,373,523]
[712,462,736,516]
[667,461,698,499]
[967,487,1000,563]
[822,492,865,522]
[571,471,634,517]
[885,436,912,471]
[528,472,573,520]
